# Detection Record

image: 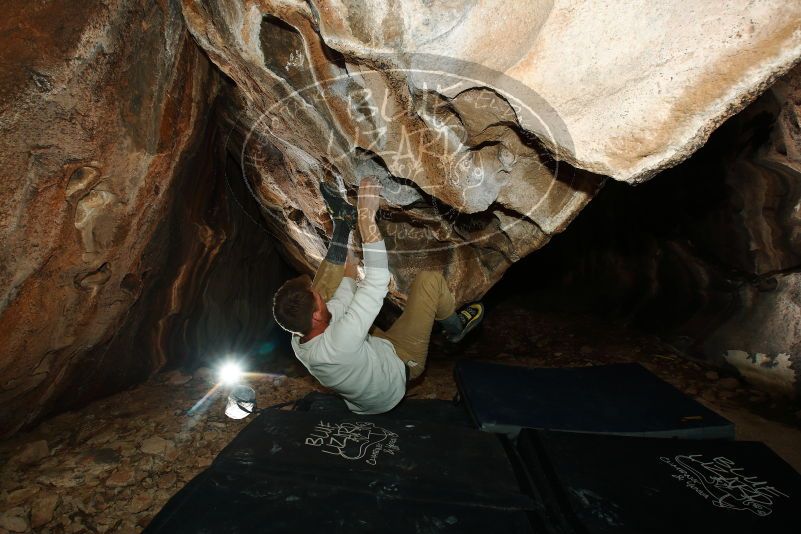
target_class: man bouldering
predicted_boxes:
[273,177,484,414]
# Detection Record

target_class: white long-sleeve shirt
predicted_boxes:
[291,240,406,414]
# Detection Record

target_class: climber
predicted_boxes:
[272,177,484,414]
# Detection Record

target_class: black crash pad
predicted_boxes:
[212,408,529,508]
[145,397,535,533]
[518,429,801,534]
[455,361,734,439]
[295,391,473,428]
[145,469,533,534]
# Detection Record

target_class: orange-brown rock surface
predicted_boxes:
[0,0,217,436]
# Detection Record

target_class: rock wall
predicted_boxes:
[527,66,801,396]
[181,0,801,306]
[700,67,801,396]
[0,0,218,436]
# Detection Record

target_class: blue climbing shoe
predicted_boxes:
[446,302,485,343]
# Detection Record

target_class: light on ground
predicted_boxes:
[218,361,243,385]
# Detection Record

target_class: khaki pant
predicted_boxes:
[312,260,455,381]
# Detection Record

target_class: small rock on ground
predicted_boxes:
[0,509,29,533]
[164,370,193,386]
[140,436,173,456]
[11,439,48,464]
[106,467,135,487]
[31,494,60,529]
[128,492,153,514]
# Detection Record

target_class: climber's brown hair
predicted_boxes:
[273,275,316,335]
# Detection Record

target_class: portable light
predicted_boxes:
[217,361,243,386]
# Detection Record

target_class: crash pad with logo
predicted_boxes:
[517,429,801,534]
[144,397,536,533]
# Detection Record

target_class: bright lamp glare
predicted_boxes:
[218,362,243,385]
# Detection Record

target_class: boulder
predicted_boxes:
[194,0,801,184]
[181,0,609,304]
[505,0,801,182]
[180,0,801,305]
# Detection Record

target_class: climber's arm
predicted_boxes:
[344,245,360,281]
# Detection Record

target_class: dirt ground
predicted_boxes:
[1,298,800,533]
